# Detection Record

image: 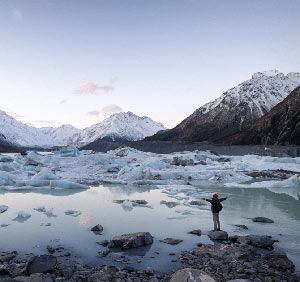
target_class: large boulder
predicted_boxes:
[252,217,274,223]
[237,235,276,249]
[208,230,228,240]
[108,232,153,249]
[26,255,57,274]
[170,268,216,282]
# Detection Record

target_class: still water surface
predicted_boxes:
[0,185,299,273]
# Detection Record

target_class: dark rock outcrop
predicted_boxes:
[220,86,300,145]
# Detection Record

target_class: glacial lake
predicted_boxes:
[0,184,299,274]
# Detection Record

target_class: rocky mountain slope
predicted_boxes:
[219,86,300,145]
[146,70,300,142]
[71,112,166,146]
[0,111,165,148]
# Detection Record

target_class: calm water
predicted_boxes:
[0,184,299,273]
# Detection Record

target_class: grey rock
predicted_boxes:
[171,157,194,166]
[26,255,57,274]
[96,240,109,247]
[98,250,110,257]
[109,232,153,249]
[252,217,274,223]
[188,229,202,236]
[170,268,216,282]
[91,224,104,234]
[237,235,276,249]
[160,238,183,245]
[233,224,248,230]
[0,251,17,263]
[208,230,228,240]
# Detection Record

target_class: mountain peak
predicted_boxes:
[148,69,300,142]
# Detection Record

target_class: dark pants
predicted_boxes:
[213,213,220,230]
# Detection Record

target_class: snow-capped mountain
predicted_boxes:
[0,110,165,148]
[220,86,300,145]
[0,110,81,147]
[71,111,166,145]
[147,70,300,142]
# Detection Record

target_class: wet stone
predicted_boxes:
[252,217,274,223]
[26,255,57,274]
[188,229,202,236]
[208,230,228,240]
[160,238,183,245]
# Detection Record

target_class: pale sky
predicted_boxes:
[1,0,300,129]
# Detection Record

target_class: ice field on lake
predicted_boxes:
[0,147,299,272]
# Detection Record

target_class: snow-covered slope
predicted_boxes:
[71,112,166,145]
[40,125,81,146]
[0,110,165,147]
[195,70,300,119]
[148,70,300,142]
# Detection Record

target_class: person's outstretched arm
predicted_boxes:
[219,197,227,202]
[202,198,212,203]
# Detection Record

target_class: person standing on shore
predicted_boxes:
[202,193,227,231]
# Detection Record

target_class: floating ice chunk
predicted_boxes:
[27,151,42,161]
[0,205,8,213]
[13,210,31,222]
[34,206,46,212]
[0,164,15,172]
[64,210,82,217]
[56,147,80,157]
[271,175,300,188]
[17,210,31,218]
[31,168,60,181]
[122,200,133,211]
[34,206,55,217]
[0,171,16,186]
[0,155,13,163]
[225,175,300,200]
[49,180,89,189]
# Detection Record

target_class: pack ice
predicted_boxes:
[0,147,299,199]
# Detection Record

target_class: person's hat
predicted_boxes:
[213,193,219,198]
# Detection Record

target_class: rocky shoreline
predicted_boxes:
[0,231,299,282]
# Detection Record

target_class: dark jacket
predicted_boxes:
[205,198,227,213]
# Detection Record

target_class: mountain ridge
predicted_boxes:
[0,110,165,148]
[219,86,300,145]
[146,70,300,142]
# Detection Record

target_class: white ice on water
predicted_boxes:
[0,147,299,199]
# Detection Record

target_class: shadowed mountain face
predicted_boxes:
[219,86,300,145]
[146,71,300,142]
[0,134,20,153]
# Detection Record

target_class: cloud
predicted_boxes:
[87,110,100,116]
[86,104,123,117]
[75,82,114,96]
[11,9,23,22]
[100,104,123,115]
[59,99,67,104]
